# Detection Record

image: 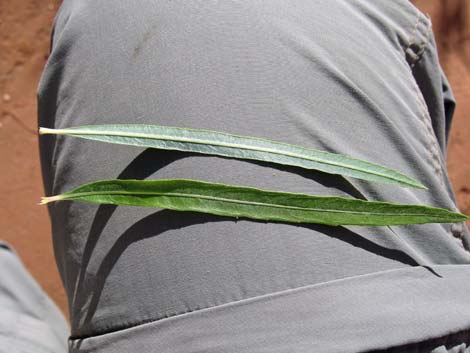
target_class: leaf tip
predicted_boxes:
[403,179,427,190]
[452,212,469,222]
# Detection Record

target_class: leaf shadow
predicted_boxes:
[71,149,189,319]
[72,207,423,339]
[72,147,434,338]
[73,147,367,312]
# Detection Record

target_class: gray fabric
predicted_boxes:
[37,0,470,351]
[68,265,470,353]
[0,243,69,353]
[375,328,470,353]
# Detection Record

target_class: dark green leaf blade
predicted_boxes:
[39,124,426,189]
[41,179,466,226]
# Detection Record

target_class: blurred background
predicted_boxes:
[0,0,469,315]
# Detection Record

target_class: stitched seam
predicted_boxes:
[409,79,444,184]
[404,12,445,186]
[405,11,432,67]
[411,74,445,186]
[405,11,420,51]
[410,15,433,67]
[404,13,461,244]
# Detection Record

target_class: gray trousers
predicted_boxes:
[35,0,470,351]
[0,243,68,353]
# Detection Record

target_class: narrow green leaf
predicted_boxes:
[41,179,466,226]
[39,125,426,189]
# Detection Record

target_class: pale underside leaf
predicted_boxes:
[41,179,466,226]
[39,124,426,189]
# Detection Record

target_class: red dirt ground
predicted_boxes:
[1,1,469,316]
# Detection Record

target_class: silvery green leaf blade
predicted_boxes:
[39,124,426,189]
[41,179,466,226]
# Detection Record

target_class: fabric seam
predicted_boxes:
[404,12,446,186]
[69,264,463,341]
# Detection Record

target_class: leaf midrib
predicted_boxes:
[49,128,408,185]
[59,190,443,218]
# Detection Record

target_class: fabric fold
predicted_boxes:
[70,264,470,353]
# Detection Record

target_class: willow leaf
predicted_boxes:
[41,179,466,226]
[39,125,426,189]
